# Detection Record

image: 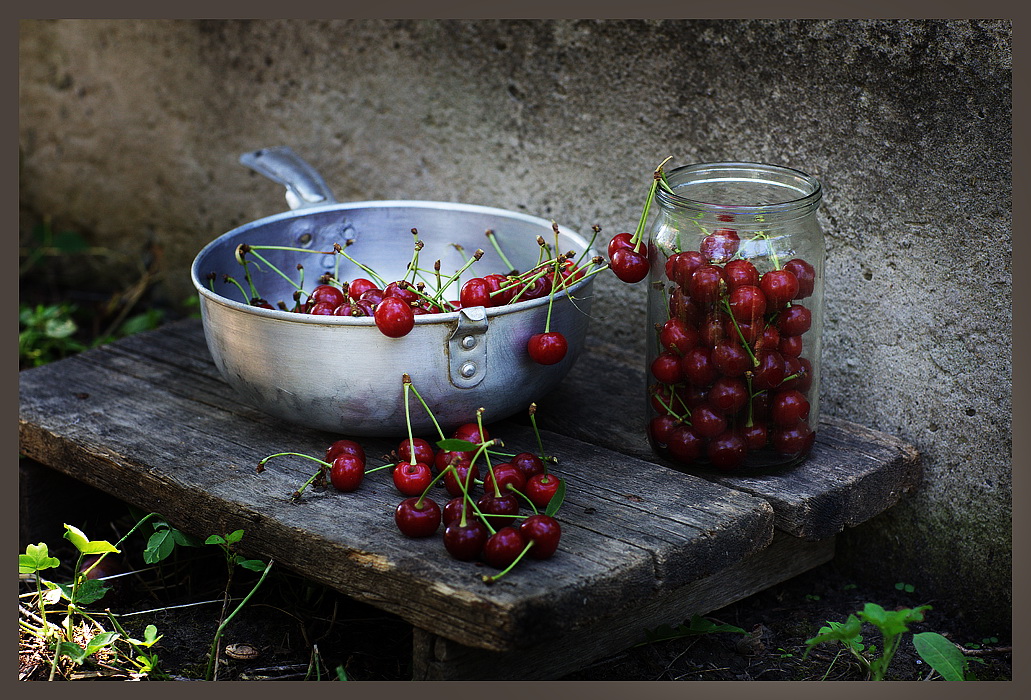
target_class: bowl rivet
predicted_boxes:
[460,362,477,378]
[461,335,477,349]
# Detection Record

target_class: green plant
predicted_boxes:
[19,303,89,367]
[805,602,968,681]
[638,614,746,646]
[19,517,167,680]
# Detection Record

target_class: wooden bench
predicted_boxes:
[18,318,921,680]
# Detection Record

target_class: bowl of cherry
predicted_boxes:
[190,147,604,436]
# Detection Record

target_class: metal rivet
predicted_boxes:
[460,362,477,378]
[461,335,477,349]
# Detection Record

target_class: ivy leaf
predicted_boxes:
[913,632,967,681]
[63,524,119,555]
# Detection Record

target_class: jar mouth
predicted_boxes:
[656,162,822,215]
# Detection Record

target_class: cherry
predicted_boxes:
[528,331,569,365]
[760,269,799,309]
[332,302,354,316]
[518,514,561,559]
[483,463,527,496]
[460,277,493,308]
[384,280,421,305]
[779,335,804,358]
[687,265,726,304]
[650,350,684,384]
[723,259,760,288]
[326,439,366,465]
[329,454,365,492]
[659,318,699,355]
[669,289,706,326]
[751,349,786,390]
[510,452,545,480]
[310,283,346,307]
[435,449,472,473]
[519,275,550,300]
[394,497,441,538]
[707,431,748,470]
[251,298,275,310]
[794,358,814,392]
[443,519,489,561]
[398,437,435,466]
[442,461,479,498]
[707,376,749,415]
[725,317,762,344]
[727,285,767,324]
[392,462,434,496]
[353,299,376,316]
[374,296,416,338]
[783,258,816,298]
[648,414,681,446]
[476,492,520,529]
[666,424,705,463]
[770,422,815,455]
[777,304,812,336]
[482,526,528,570]
[443,497,475,525]
[309,301,338,315]
[771,389,811,427]
[700,313,727,347]
[690,403,727,438]
[740,422,769,451]
[607,232,644,258]
[359,287,386,307]
[348,278,379,301]
[780,355,804,390]
[453,422,489,446]
[525,473,561,509]
[609,246,650,283]
[711,341,751,377]
[757,324,781,353]
[681,346,718,386]
[665,250,707,288]
[700,228,740,263]
[484,273,514,305]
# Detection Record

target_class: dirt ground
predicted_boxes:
[19,501,1012,682]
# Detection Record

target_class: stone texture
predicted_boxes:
[18,19,1012,634]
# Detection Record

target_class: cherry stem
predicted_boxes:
[404,375,447,442]
[651,388,690,422]
[485,229,518,275]
[527,403,550,467]
[630,156,674,248]
[482,540,535,584]
[507,484,539,515]
[721,298,761,367]
[402,381,417,465]
[332,244,389,288]
[406,229,422,284]
[222,275,250,304]
[241,248,305,292]
[431,249,484,303]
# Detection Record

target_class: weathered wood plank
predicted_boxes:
[412,532,835,680]
[18,321,774,652]
[533,337,923,541]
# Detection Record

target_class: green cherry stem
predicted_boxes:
[720,298,761,368]
[332,243,389,287]
[222,275,251,304]
[482,540,535,584]
[629,156,674,249]
[241,248,306,292]
[402,378,417,466]
[430,249,485,303]
[485,229,518,275]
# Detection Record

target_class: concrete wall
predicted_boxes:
[19,19,1012,635]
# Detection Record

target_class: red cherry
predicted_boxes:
[760,269,799,309]
[329,454,365,492]
[711,342,751,377]
[778,304,812,336]
[609,247,649,283]
[648,415,681,446]
[518,275,550,300]
[251,298,275,309]
[525,473,561,509]
[443,519,489,560]
[326,439,366,465]
[780,355,804,391]
[443,497,475,525]
[374,297,415,338]
[723,259,760,288]
[476,492,520,529]
[757,325,781,353]
[527,332,568,365]
[699,228,740,263]
[727,285,767,324]
[310,283,346,307]
[708,376,749,415]
[392,462,434,497]
[741,422,769,451]
[332,302,354,316]
[690,403,727,439]
[394,497,441,538]
[442,461,479,498]
[435,449,473,473]
[665,250,707,288]
[771,390,811,427]
[687,265,726,304]
[348,278,378,301]
[482,526,528,569]
[483,463,527,495]
[659,318,700,356]
[783,259,816,298]
[707,431,748,470]
[666,424,705,464]
[771,422,815,455]
[359,287,386,307]
[699,313,727,347]
[779,335,804,358]
[650,350,684,384]
[510,452,545,480]
[607,232,643,258]
[452,422,489,446]
[398,437,435,466]
[681,346,718,386]
[795,358,814,393]
[484,273,514,305]
[518,514,561,559]
[384,280,421,305]
[460,277,493,308]
[751,349,786,390]
[308,301,338,315]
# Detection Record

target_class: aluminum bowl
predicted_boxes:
[190,147,600,437]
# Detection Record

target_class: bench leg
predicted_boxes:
[410,533,835,680]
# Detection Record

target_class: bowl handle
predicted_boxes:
[447,306,489,389]
[239,147,338,210]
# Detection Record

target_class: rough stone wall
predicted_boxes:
[19,19,1012,634]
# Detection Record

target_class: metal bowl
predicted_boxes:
[190,147,599,437]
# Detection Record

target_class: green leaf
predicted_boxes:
[640,615,746,645]
[51,229,90,253]
[20,543,61,574]
[43,316,78,339]
[859,603,929,638]
[84,631,120,656]
[63,524,119,555]
[805,615,864,651]
[204,534,227,546]
[143,529,177,564]
[913,632,967,681]
[144,624,160,645]
[436,438,479,452]
[72,579,111,605]
[55,641,87,665]
[226,529,245,544]
[544,478,566,516]
[236,558,268,572]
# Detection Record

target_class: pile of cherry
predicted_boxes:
[257,392,565,584]
[210,225,604,366]
[606,161,819,472]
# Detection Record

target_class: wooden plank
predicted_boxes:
[533,337,923,541]
[412,532,835,680]
[18,321,774,653]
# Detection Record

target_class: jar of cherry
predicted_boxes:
[644,162,825,473]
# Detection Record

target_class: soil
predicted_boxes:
[19,501,1012,682]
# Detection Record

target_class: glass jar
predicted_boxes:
[645,162,825,473]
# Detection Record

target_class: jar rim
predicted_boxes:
[655,161,823,214]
